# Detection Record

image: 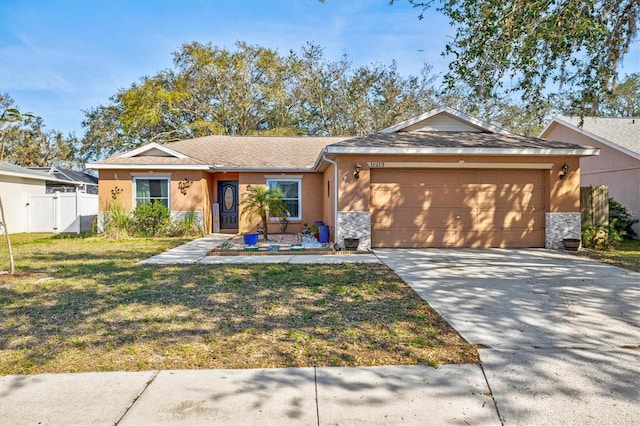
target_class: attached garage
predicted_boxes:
[370,169,546,248]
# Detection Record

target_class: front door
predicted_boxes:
[218,181,238,229]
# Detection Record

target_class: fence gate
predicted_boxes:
[581,185,609,227]
[27,192,98,233]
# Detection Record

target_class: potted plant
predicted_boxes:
[240,185,287,241]
[301,222,310,234]
[310,224,319,240]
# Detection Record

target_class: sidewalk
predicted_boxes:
[139,234,381,265]
[0,365,500,425]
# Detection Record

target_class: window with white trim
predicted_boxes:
[133,177,170,208]
[267,178,301,220]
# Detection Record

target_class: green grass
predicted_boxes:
[578,239,640,272]
[0,233,476,374]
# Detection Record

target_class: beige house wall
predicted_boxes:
[97,169,211,231]
[235,172,325,235]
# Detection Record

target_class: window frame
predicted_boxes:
[266,178,302,221]
[133,176,171,209]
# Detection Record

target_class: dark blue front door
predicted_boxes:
[218,181,238,229]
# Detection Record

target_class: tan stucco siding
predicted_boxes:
[97,169,209,214]
[98,170,134,210]
[236,172,324,234]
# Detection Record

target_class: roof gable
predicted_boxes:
[541,117,640,160]
[121,142,189,159]
[380,106,509,134]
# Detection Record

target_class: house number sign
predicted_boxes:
[368,162,385,168]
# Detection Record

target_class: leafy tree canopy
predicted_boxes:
[0,93,77,168]
[80,41,439,161]
[398,0,639,116]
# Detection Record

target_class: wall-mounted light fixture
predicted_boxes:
[353,163,362,179]
[178,178,193,195]
[559,162,569,180]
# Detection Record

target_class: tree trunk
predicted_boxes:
[262,213,268,240]
[0,195,15,274]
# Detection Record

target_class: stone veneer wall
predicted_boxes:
[337,211,371,250]
[545,212,581,249]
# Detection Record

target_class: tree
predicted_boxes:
[0,94,77,167]
[80,41,440,160]
[294,44,438,135]
[0,101,32,274]
[398,0,639,116]
[240,185,287,241]
[601,73,640,117]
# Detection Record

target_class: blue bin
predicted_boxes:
[318,225,330,243]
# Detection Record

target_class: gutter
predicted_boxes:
[322,151,339,247]
[323,146,600,156]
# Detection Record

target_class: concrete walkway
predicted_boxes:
[139,233,233,264]
[376,248,640,425]
[1,365,499,425]
[139,233,381,265]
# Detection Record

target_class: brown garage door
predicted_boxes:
[371,169,545,248]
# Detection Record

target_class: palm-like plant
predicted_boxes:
[240,185,287,240]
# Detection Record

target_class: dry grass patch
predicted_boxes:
[578,239,640,272]
[0,234,477,374]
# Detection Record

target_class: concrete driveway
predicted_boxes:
[376,248,640,425]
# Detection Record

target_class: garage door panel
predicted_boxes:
[372,208,457,229]
[371,229,457,248]
[371,169,545,248]
[371,187,439,209]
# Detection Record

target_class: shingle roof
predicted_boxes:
[28,167,98,185]
[329,131,588,150]
[91,154,208,167]
[0,162,52,180]
[557,116,640,155]
[165,135,349,169]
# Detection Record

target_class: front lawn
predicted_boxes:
[0,234,477,374]
[578,239,640,272]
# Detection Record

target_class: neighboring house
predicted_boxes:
[28,166,99,194]
[0,162,98,234]
[540,117,640,237]
[87,106,598,249]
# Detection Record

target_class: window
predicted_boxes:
[267,178,301,220]
[134,177,170,208]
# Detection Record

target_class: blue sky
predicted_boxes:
[1,0,638,137]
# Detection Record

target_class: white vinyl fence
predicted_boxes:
[27,191,98,233]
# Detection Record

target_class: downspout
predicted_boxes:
[322,151,339,247]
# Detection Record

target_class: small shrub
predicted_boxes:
[103,202,133,238]
[582,221,626,251]
[168,211,203,237]
[609,198,638,239]
[133,201,170,237]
